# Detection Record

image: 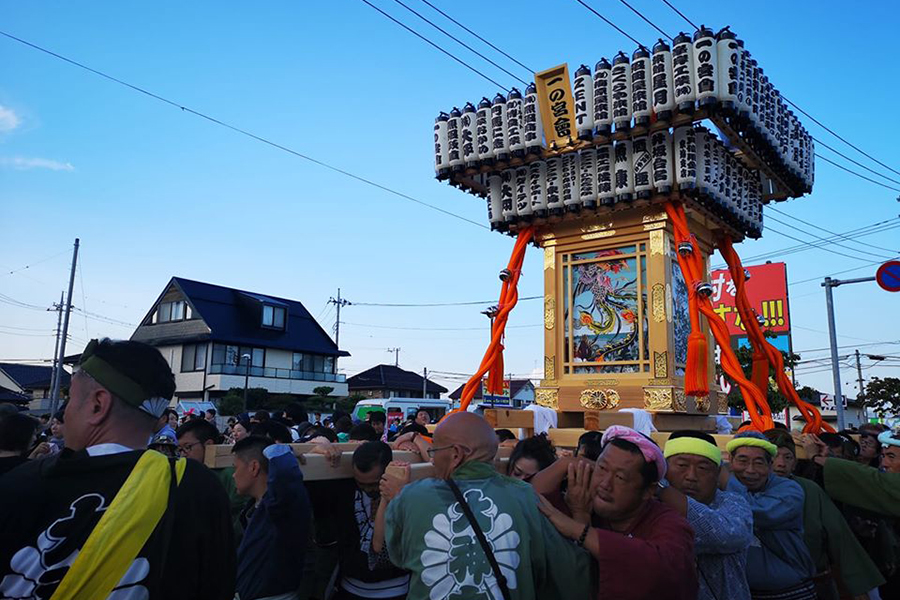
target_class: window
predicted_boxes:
[252,348,265,368]
[181,343,207,372]
[292,353,304,371]
[152,300,193,324]
[262,305,286,330]
[324,356,334,374]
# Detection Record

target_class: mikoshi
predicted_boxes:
[431,25,829,434]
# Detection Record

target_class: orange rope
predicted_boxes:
[452,227,534,414]
[717,238,833,433]
[665,201,775,431]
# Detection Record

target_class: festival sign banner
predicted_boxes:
[534,64,578,149]
[710,262,790,337]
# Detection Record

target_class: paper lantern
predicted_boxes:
[672,32,696,113]
[632,135,653,199]
[650,128,673,194]
[693,25,718,107]
[514,166,531,218]
[674,125,697,190]
[596,144,615,205]
[716,27,738,110]
[611,51,632,132]
[562,152,580,211]
[434,111,449,177]
[491,93,510,163]
[500,168,516,221]
[476,97,495,165]
[523,83,543,155]
[579,147,598,208]
[593,58,613,137]
[546,157,564,212]
[614,139,634,201]
[738,46,751,119]
[507,88,525,159]
[696,126,712,197]
[631,46,652,127]
[462,102,479,170]
[574,64,595,140]
[529,160,548,215]
[447,107,464,172]
[748,60,762,133]
[651,39,675,123]
[487,174,503,227]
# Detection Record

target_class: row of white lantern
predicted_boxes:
[477,125,763,238]
[434,26,813,196]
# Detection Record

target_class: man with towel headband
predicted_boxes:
[538,425,697,600]
[0,338,235,600]
[658,430,753,600]
[726,431,816,600]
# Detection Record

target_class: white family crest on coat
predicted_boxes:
[0,493,150,600]
[420,489,521,600]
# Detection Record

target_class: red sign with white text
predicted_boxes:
[709,262,790,336]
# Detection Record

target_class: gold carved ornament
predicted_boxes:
[544,356,555,381]
[653,351,668,379]
[544,297,556,330]
[544,247,556,271]
[579,389,621,410]
[717,393,729,414]
[649,229,666,256]
[651,284,666,323]
[673,389,687,412]
[643,388,672,411]
[695,395,711,413]
[535,388,559,409]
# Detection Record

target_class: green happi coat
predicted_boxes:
[385,461,592,600]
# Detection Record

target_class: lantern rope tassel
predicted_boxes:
[665,201,774,431]
[718,237,833,433]
[453,227,534,415]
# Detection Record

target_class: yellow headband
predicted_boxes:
[664,437,722,466]
[726,437,778,457]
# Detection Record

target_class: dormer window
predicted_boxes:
[148,300,192,324]
[262,305,286,330]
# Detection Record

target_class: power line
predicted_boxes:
[765,225,885,263]
[0,30,487,231]
[2,248,70,277]
[349,295,541,307]
[767,209,899,255]
[815,153,900,193]
[765,215,892,261]
[357,0,510,91]
[812,137,900,187]
[615,0,672,40]
[0,292,48,311]
[573,0,643,47]
[389,0,528,86]
[788,255,900,286]
[416,0,535,74]
[342,320,541,331]
[658,0,697,30]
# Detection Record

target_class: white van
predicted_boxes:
[352,397,451,427]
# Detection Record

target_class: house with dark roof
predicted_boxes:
[347,364,447,400]
[0,363,71,411]
[130,277,349,402]
[448,378,536,408]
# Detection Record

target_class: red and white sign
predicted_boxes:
[710,262,791,336]
[876,261,900,293]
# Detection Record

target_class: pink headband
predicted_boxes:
[601,425,668,480]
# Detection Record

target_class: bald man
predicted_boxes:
[382,412,591,600]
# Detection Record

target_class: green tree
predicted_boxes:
[217,393,245,416]
[719,344,801,414]
[862,377,900,417]
[312,386,335,398]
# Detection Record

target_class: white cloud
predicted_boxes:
[0,157,75,172]
[0,106,21,132]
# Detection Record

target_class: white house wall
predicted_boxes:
[207,374,348,397]
[265,349,292,369]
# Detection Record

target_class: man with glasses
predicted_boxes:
[379,411,591,600]
[176,417,245,542]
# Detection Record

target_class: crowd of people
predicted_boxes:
[0,337,898,600]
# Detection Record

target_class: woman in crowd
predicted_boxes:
[508,434,557,482]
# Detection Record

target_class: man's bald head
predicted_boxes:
[434,412,498,464]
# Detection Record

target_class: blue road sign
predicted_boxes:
[876,261,900,292]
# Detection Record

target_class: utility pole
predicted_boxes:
[50,239,79,415]
[822,274,875,430]
[328,288,350,347]
[387,347,400,367]
[47,292,64,411]
[423,367,427,399]
[855,349,866,405]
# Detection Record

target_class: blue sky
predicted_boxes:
[1,0,898,398]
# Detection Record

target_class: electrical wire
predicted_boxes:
[342,321,541,331]
[416,0,535,74]
[349,295,541,307]
[788,255,900,286]
[0,30,488,231]
[765,226,885,263]
[2,249,70,277]
[767,210,899,255]
[615,0,672,40]
[765,215,892,261]
[658,0,697,30]
[573,0,643,47]
[816,153,900,193]
[358,0,510,91]
[389,0,528,86]
[812,137,900,187]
